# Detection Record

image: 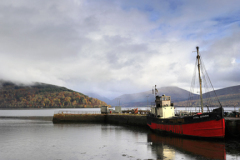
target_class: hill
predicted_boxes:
[109,85,240,107]
[0,81,110,108]
[175,85,240,107]
[110,86,194,107]
[86,92,111,104]
[212,85,240,96]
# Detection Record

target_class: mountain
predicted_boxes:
[109,85,240,107]
[110,86,194,107]
[0,81,111,108]
[86,92,111,104]
[212,85,240,96]
[175,85,240,107]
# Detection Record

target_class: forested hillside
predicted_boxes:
[0,81,110,108]
[175,92,240,107]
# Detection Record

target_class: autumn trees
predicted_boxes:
[0,82,110,108]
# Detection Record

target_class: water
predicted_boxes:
[0,119,154,160]
[0,109,240,160]
[0,108,101,117]
[0,107,238,117]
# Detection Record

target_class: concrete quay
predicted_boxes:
[225,117,240,138]
[52,113,106,123]
[52,113,240,139]
[106,114,148,128]
[52,112,148,127]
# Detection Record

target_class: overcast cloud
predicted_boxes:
[0,0,240,99]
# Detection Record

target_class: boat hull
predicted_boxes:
[147,107,225,138]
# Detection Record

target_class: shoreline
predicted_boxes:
[0,106,238,110]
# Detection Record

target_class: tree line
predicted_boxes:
[0,83,110,108]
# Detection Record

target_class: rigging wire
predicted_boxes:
[187,57,197,110]
[187,50,222,113]
[200,56,213,110]
[200,56,223,107]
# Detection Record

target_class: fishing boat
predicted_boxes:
[147,47,225,138]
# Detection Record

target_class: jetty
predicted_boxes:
[52,110,148,127]
[52,107,240,139]
[225,117,240,138]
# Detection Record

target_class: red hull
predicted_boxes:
[148,118,225,138]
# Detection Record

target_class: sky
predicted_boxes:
[0,0,240,100]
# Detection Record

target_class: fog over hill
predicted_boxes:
[0,80,110,108]
[109,86,194,106]
[88,85,240,107]
[86,92,111,104]
[1,79,239,108]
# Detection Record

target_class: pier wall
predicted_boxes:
[52,114,240,138]
[52,114,106,123]
[225,118,240,138]
[106,114,147,127]
[53,113,147,127]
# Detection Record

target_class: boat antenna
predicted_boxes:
[196,46,204,113]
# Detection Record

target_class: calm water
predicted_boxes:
[0,107,238,117]
[0,109,240,160]
[0,108,101,117]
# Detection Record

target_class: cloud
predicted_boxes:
[0,0,240,99]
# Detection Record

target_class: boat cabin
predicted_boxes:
[151,95,175,118]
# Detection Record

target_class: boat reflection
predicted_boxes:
[148,133,226,160]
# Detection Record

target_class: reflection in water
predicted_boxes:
[148,133,226,160]
[2,118,238,160]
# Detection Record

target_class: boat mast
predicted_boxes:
[196,46,203,113]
